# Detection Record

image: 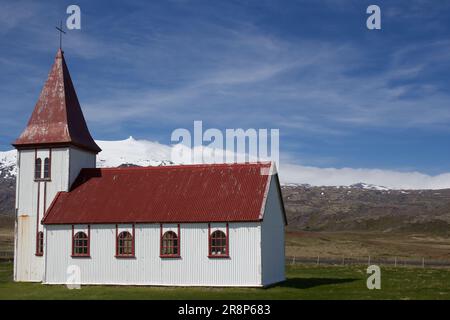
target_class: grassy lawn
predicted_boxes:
[0,216,13,255]
[0,262,449,300]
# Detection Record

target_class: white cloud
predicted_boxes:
[3,1,450,176]
[5,2,450,136]
[77,30,450,137]
[279,163,450,190]
[2,136,450,190]
[96,138,450,190]
[0,2,37,33]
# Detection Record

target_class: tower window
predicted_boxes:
[43,157,50,179]
[34,158,42,180]
[36,231,44,256]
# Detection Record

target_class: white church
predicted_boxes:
[12,49,286,287]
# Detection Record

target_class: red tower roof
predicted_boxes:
[13,49,101,153]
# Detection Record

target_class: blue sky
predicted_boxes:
[1,0,450,176]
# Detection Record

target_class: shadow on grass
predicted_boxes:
[279,277,359,289]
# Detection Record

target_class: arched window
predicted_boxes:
[34,158,42,180]
[72,231,89,256]
[36,231,44,256]
[208,224,229,258]
[117,231,134,257]
[160,231,179,257]
[210,231,227,255]
[43,157,50,179]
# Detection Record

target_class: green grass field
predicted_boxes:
[0,262,449,300]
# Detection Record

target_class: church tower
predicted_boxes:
[12,49,101,281]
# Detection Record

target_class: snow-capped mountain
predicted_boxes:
[96,137,175,168]
[0,137,177,180]
[0,150,17,179]
[348,183,390,191]
[0,136,254,178]
[1,137,449,190]
[0,136,266,181]
[281,182,390,191]
[2,138,450,234]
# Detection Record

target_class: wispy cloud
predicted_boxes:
[2,0,450,177]
[79,30,450,133]
[0,1,38,33]
[280,163,450,190]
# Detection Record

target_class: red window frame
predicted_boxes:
[43,157,51,179]
[160,224,180,258]
[208,223,229,258]
[115,224,135,258]
[34,158,42,180]
[71,225,90,257]
[34,149,52,181]
[35,231,44,256]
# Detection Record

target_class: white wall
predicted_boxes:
[68,148,96,188]
[261,175,286,286]
[44,222,263,287]
[17,149,285,286]
[15,148,69,281]
[14,146,96,282]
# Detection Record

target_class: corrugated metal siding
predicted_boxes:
[15,149,46,281]
[68,147,96,188]
[45,222,262,286]
[43,162,272,224]
[44,149,70,210]
[261,176,286,286]
[15,147,94,282]
[13,151,20,281]
[16,215,33,280]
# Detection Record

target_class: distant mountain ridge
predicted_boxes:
[1,138,449,234]
[283,182,390,191]
[0,137,403,191]
[282,184,450,235]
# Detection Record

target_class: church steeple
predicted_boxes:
[13,49,101,153]
[13,49,99,282]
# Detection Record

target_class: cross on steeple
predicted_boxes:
[55,20,66,50]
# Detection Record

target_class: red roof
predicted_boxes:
[43,162,278,225]
[13,49,101,153]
